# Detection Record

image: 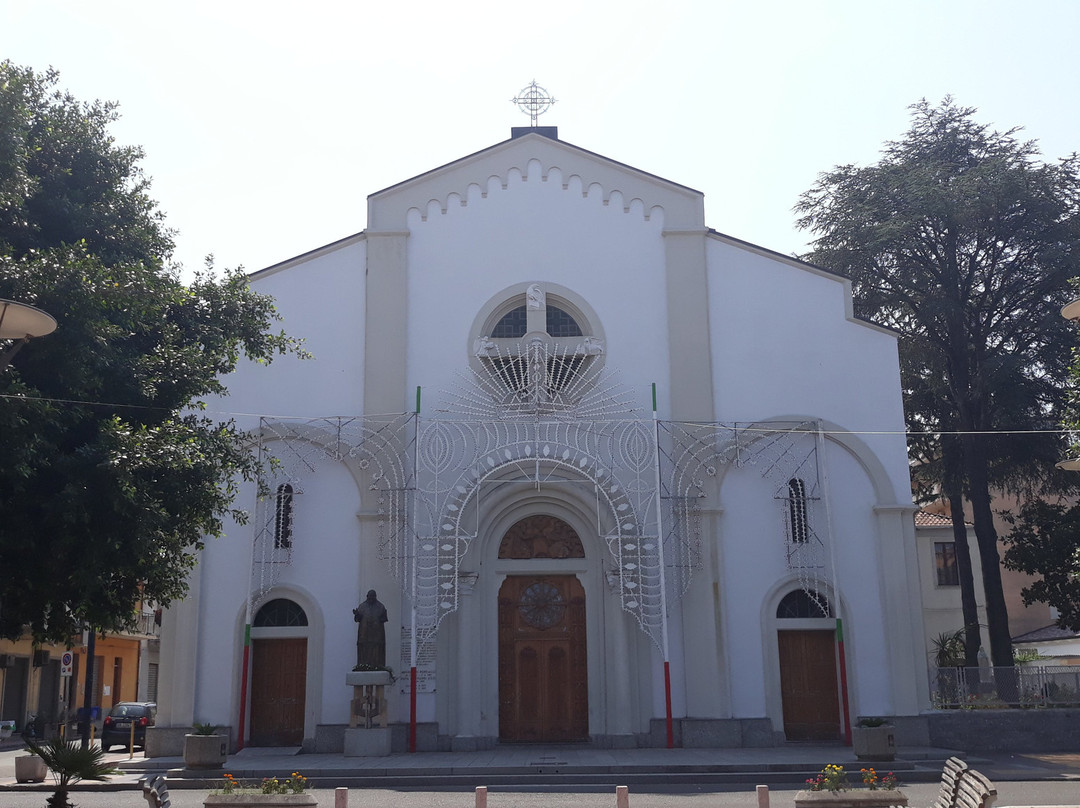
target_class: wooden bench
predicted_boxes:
[931,757,970,808]
[928,756,997,808]
[140,774,171,808]
[954,767,997,808]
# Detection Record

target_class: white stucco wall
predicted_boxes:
[404,160,669,413]
[705,236,911,506]
[212,237,368,421]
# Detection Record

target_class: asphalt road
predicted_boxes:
[1,781,1079,808]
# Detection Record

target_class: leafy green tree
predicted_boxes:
[1003,499,1080,631]
[0,61,303,642]
[796,98,1080,669]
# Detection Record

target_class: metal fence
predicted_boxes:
[930,665,1080,708]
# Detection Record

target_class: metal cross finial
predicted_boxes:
[511,80,556,126]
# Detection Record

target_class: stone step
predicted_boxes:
[142,760,952,791]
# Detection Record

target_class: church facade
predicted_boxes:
[152,128,928,753]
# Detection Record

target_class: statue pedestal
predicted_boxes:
[344,670,392,757]
[344,727,391,756]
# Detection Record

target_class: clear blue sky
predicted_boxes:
[5,0,1079,280]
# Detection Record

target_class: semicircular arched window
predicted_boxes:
[254,598,308,627]
[499,515,586,559]
[475,285,602,413]
[776,589,831,619]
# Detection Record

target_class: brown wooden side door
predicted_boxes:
[498,575,588,742]
[250,638,307,746]
[778,629,840,740]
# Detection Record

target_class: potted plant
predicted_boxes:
[795,764,906,808]
[15,744,49,783]
[852,717,895,762]
[203,772,317,807]
[24,737,118,807]
[184,722,228,770]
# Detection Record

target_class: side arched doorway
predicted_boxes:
[496,516,589,743]
[776,589,841,741]
[249,598,308,746]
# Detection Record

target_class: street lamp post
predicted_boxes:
[0,298,57,371]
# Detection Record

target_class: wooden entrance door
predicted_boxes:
[250,638,307,746]
[498,575,588,742]
[778,629,840,740]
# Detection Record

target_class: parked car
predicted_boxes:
[100,702,156,752]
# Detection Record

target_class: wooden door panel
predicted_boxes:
[498,575,588,742]
[778,629,840,741]
[250,638,307,746]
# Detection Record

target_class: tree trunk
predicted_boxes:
[948,492,982,667]
[942,437,981,668]
[962,433,1015,676]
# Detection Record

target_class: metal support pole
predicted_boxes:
[651,384,674,748]
[80,630,95,749]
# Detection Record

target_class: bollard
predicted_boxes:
[616,785,629,808]
[756,784,769,808]
[335,786,349,808]
[475,785,488,808]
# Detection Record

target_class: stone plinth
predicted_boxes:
[343,726,391,757]
[343,670,392,756]
[346,670,391,729]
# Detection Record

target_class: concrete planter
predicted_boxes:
[184,733,228,769]
[794,790,907,808]
[14,754,48,783]
[852,724,896,761]
[203,796,318,807]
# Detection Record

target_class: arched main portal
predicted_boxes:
[496,516,589,742]
[775,589,840,741]
[249,598,308,747]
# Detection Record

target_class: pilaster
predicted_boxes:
[363,231,410,414]
[663,229,714,420]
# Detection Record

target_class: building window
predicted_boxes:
[274,483,294,549]
[475,284,602,411]
[492,305,528,338]
[146,662,159,704]
[935,542,959,586]
[254,598,308,627]
[787,479,810,543]
[777,589,831,618]
[546,305,583,337]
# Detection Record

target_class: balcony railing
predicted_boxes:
[930,665,1080,708]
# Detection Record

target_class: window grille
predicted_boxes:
[787,478,810,543]
[274,483,294,549]
[935,542,959,586]
[777,589,831,618]
[546,305,583,337]
[146,663,159,704]
[492,305,528,338]
[254,598,308,627]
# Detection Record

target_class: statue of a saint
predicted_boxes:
[353,590,388,668]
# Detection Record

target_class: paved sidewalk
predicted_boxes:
[3,742,1080,797]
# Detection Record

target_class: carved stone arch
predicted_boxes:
[498,515,586,560]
